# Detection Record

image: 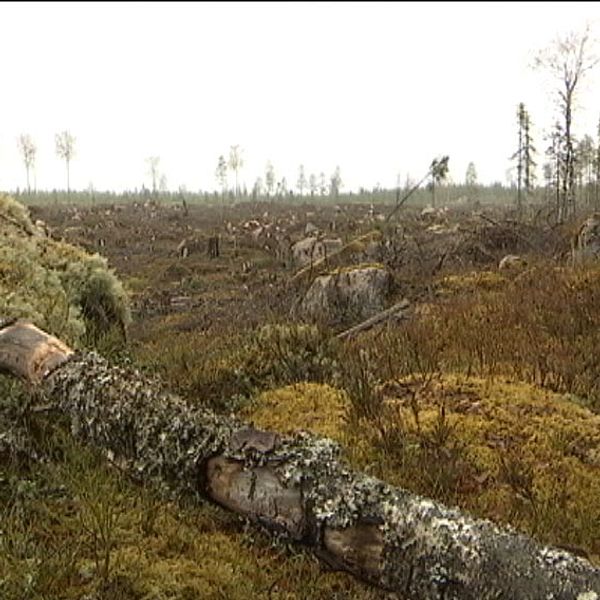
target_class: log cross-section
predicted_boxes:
[0,319,599,598]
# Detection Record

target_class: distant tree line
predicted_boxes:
[213,147,343,203]
[9,25,600,224]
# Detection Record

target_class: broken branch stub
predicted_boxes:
[0,319,599,598]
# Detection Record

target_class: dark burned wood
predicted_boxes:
[0,320,73,382]
[1,318,600,598]
[207,235,220,258]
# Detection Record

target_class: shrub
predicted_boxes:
[0,194,130,348]
[133,322,340,413]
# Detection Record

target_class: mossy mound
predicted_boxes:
[245,376,600,562]
[0,194,130,347]
[363,376,600,561]
[326,261,386,276]
[243,382,348,442]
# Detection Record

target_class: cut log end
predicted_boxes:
[0,320,74,383]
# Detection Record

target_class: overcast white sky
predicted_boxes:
[1,1,600,193]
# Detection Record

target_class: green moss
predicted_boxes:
[244,375,600,563]
[343,230,383,254]
[243,383,348,442]
[437,270,507,295]
[348,375,600,562]
[0,420,380,600]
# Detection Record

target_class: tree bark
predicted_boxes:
[207,235,220,259]
[1,319,599,598]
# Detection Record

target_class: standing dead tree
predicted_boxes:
[207,235,220,258]
[55,130,76,194]
[0,318,599,598]
[17,134,37,193]
[511,103,536,217]
[146,156,161,195]
[534,25,599,221]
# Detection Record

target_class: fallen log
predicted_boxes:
[1,318,599,598]
[336,299,411,341]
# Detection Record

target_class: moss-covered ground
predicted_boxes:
[2,196,600,598]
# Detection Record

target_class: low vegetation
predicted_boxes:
[2,194,600,598]
[0,194,129,348]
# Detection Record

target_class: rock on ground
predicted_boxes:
[574,214,600,263]
[298,265,391,324]
[498,254,526,270]
[291,237,343,268]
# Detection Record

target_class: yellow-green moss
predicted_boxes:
[0,425,380,600]
[345,375,600,562]
[326,262,386,276]
[242,375,600,562]
[437,270,507,295]
[243,383,348,442]
[342,230,383,254]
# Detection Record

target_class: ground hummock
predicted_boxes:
[0,194,130,346]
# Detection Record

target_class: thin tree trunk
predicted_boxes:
[565,89,575,218]
[517,120,523,218]
[1,319,599,598]
[557,150,562,224]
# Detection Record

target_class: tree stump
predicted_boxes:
[207,235,220,258]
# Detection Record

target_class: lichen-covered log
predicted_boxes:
[1,319,599,599]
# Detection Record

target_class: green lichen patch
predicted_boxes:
[45,352,238,497]
[0,194,130,348]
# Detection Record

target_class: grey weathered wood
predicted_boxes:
[0,319,599,598]
[336,300,411,340]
